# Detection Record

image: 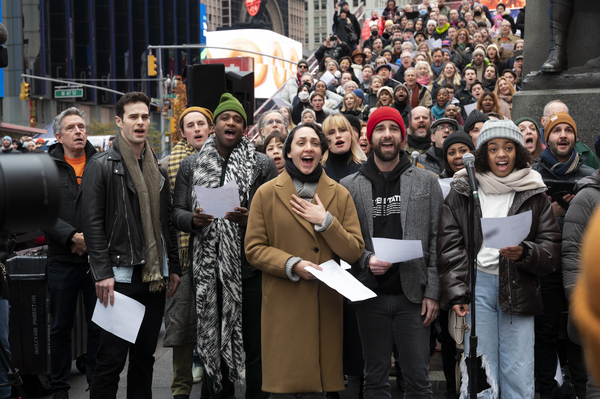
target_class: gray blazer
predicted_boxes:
[340,165,443,304]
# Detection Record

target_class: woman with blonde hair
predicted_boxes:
[321,114,366,181]
[494,76,516,119]
[415,61,434,91]
[341,92,364,120]
[417,42,431,56]
[432,61,461,99]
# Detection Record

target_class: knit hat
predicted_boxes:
[178,106,214,130]
[394,83,409,95]
[377,86,394,98]
[443,130,475,155]
[473,48,486,58]
[431,118,459,133]
[427,19,437,26]
[2,135,11,143]
[486,43,500,55]
[214,93,247,127]
[300,108,317,122]
[353,88,365,102]
[298,59,309,68]
[36,138,46,144]
[544,111,577,143]
[463,110,489,134]
[366,107,406,143]
[344,114,362,133]
[514,117,540,132]
[476,119,524,150]
[386,20,394,26]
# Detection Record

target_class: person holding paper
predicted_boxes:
[437,120,561,398]
[492,20,520,61]
[171,93,277,399]
[82,92,182,398]
[245,122,364,396]
[341,107,443,398]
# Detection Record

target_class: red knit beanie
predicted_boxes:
[366,107,406,143]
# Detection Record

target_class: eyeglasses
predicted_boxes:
[263,119,284,127]
[435,125,455,132]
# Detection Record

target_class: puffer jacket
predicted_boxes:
[562,170,600,299]
[81,144,181,281]
[437,175,561,315]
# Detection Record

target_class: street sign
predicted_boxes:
[55,88,83,98]
[165,94,176,99]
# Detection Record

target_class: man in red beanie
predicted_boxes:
[340,107,443,398]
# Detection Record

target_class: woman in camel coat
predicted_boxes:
[245,122,365,395]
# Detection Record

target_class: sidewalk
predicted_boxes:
[32,325,455,399]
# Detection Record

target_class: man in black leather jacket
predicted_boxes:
[171,94,276,399]
[44,107,101,398]
[82,92,181,398]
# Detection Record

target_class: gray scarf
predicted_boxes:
[113,134,165,292]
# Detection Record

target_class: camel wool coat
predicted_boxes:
[245,170,365,394]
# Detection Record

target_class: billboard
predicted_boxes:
[477,0,526,9]
[205,29,302,99]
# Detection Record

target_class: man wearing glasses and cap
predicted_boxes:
[418,118,459,174]
[281,59,309,106]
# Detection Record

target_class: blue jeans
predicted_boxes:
[355,293,432,399]
[0,299,10,399]
[464,270,535,398]
[47,261,101,391]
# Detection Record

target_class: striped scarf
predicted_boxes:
[191,135,255,393]
[541,147,581,178]
[167,139,198,270]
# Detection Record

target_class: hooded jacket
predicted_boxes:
[437,175,561,315]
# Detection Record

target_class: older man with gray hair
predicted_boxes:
[45,107,101,399]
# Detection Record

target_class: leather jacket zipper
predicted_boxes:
[121,178,134,265]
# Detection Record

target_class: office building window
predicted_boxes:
[314,0,319,10]
[314,17,320,27]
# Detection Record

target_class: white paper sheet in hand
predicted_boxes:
[463,103,477,117]
[92,291,145,344]
[372,238,424,264]
[481,210,532,249]
[320,71,336,86]
[438,178,453,199]
[194,180,240,219]
[306,260,376,302]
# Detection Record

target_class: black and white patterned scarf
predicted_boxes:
[191,134,255,392]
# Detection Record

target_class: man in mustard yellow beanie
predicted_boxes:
[171,92,276,398]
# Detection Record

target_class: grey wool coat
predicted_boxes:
[340,164,443,303]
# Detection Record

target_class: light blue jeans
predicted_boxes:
[463,270,535,399]
[0,299,11,399]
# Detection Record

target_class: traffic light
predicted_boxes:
[169,117,176,133]
[19,81,30,100]
[148,54,157,77]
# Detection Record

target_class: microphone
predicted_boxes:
[462,153,480,207]
[411,151,419,166]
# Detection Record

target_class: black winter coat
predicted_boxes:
[437,175,561,315]
[81,144,181,281]
[45,141,98,263]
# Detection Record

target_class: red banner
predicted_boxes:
[477,0,526,9]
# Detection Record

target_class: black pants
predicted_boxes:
[89,280,166,399]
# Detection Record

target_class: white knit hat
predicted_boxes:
[476,119,525,150]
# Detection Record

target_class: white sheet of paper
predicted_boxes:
[357,69,363,83]
[92,291,146,344]
[425,39,436,49]
[320,71,336,86]
[501,43,514,51]
[555,353,564,386]
[306,260,376,302]
[389,63,399,73]
[434,39,443,48]
[463,103,477,116]
[481,210,532,249]
[340,259,351,270]
[372,238,424,264]
[194,180,240,219]
[438,178,453,199]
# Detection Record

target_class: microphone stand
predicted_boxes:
[468,185,478,399]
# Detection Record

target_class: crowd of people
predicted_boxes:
[2,2,600,399]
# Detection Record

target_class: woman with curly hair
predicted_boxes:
[438,120,561,398]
